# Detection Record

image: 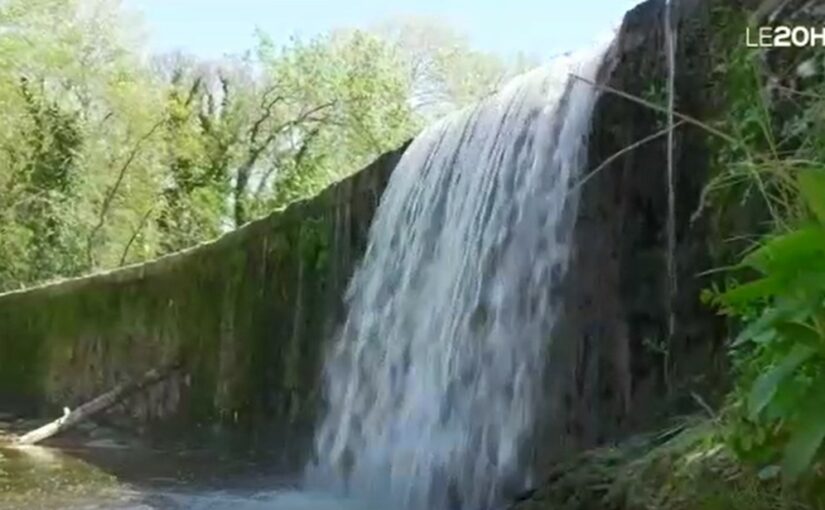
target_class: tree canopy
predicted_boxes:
[0,0,530,292]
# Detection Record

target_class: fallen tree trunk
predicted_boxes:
[15,364,180,446]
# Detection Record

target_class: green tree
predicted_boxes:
[254,29,417,211]
[0,1,528,291]
[0,0,164,287]
[374,16,535,119]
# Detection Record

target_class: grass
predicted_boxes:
[514,417,824,510]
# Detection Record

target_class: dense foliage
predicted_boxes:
[702,14,825,484]
[0,0,527,292]
[719,172,825,479]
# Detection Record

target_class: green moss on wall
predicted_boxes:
[0,144,407,448]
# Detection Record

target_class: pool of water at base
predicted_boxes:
[0,430,376,510]
[50,489,375,510]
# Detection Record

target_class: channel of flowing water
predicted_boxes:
[307,44,610,510]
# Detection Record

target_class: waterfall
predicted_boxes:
[664,0,678,391]
[307,44,609,510]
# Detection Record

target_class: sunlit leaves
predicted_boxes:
[256,29,419,209]
[0,2,514,291]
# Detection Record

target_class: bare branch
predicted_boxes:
[244,101,335,172]
[97,111,114,131]
[184,77,203,108]
[234,102,335,225]
[220,74,231,112]
[255,126,322,200]
[118,206,156,267]
[247,95,285,146]
[86,119,164,268]
[569,120,686,195]
[259,80,284,110]
[570,74,742,149]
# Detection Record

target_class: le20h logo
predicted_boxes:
[746,26,825,48]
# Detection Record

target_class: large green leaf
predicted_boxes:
[799,169,825,225]
[720,276,783,306]
[765,373,810,421]
[775,321,823,351]
[741,226,825,275]
[731,300,807,347]
[747,344,815,420]
[785,273,825,303]
[782,390,825,479]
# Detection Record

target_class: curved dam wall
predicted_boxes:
[0,0,740,471]
[0,145,406,454]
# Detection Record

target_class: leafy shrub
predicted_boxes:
[714,170,825,479]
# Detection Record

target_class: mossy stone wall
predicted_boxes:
[529,0,741,471]
[0,145,406,454]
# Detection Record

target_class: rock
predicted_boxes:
[529,0,731,474]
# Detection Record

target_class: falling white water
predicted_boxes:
[664,0,678,382]
[308,45,609,510]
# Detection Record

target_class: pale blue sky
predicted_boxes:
[125,0,642,60]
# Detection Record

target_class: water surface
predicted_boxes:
[0,440,371,510]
